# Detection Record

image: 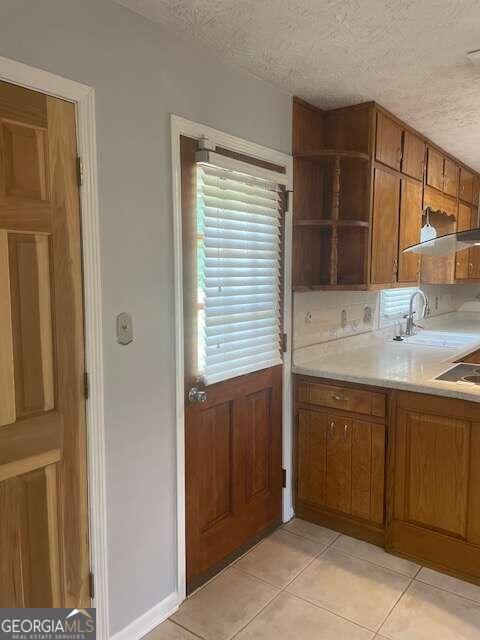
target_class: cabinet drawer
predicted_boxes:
[299,382,386,418]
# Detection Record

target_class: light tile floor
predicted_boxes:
[144,519,480,640]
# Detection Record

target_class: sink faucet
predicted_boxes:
[404,290,429,336]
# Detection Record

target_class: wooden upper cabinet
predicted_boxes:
[443,157,459,198]
[460,167,474,203]
[376,112,403,171]
[426,147,444,191]
[398,180,422,283]
[402,131,425,181]
[371,168,401,285]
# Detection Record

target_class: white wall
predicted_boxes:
[0,1,292,634]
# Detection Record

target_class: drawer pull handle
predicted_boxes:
[330,421,335,431]
[344,424,349,435]
[331,394,345,402]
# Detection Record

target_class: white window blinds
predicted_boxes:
[196,162,283,386]
[380,287,418,326]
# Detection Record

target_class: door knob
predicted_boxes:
[188,387,207,404]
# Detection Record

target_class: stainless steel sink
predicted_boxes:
[435,363,480,384]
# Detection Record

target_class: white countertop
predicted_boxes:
[293,311,480,403]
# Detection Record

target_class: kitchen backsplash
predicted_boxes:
[294,284,480,349]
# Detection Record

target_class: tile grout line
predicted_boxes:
[228,530,344,639]
[170,618,207,640]
[327,544,421,579]
[375,573,416,636]
[414,575,480,606]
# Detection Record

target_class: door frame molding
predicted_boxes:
[0,57,109,639]
[170,114,294,603]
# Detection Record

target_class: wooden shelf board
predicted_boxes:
[294,219,370,228]
[295,149,370,162]
[293,284,368,291]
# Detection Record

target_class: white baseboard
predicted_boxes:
[111,592,180,640]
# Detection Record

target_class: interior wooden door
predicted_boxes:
[181,136,283,592]
[371,168,401,285]
[0,82,89,606]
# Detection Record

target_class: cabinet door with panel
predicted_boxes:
[376,112,403,171]
[460,167,474,203]
[455,202,472,280]
[468,204,480,279]
[295,401,385,527]
[389,392,480,583]
[443,158,459,198]
[398,179,422,283]
[402,131,425,181]
[426,147,444,191]
[371,168,401,285]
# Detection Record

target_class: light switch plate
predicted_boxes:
[117,312,133,345]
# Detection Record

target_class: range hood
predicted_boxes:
[403,228,480,257]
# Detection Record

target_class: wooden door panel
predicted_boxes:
[402,131,425,181]
[245,388,272,502]
[0,230,15,426]
[296,409,327,507]
[351,420,385,524]
[371,168,400,285]
[9,232,54,418]
[460,168,474,203]
[404,411,469,537]
[197,402,234,532]
[398,179,422,283]
[456,203,472,280]
[326,415,352,514]
[443,158,459,198]
[0,81,89,607]
[469,209,480,279]
[426,148,444,191]
[1,121,48,201]
[0,464,60,607]
[375,112,402,170]
[468,424,480,545]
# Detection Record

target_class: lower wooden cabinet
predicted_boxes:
[387,391,480,584]
[295,379,386,543]
[295,376,480,586]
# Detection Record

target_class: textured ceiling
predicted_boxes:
[115,0,480,169]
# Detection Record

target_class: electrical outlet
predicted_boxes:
[305,311,312,323]
[341,309,347,328]
[434,296,439,311]
[363,306,372,324]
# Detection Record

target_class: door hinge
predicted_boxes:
[76,156,84,187]
[84,372,90,400]
[88,572,95,599]
[281,332,288,353]
[282,468,287,488]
